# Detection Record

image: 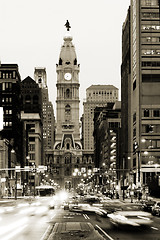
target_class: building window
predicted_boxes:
[146,125,154,133]
[141,0,158,6]
[13,71,16,78]
[133,112,136,123]
[133,128,136,137]
[29,144,35,151]
[144,109,150,117]
[153,110,160,117]
[66,89,70,98]
[29,154,35,160]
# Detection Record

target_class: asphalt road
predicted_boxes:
[46,209,160,240]
[1,197,160,240]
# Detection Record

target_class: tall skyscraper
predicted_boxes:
[34,68,55,155]
[53,24,82,189]
[21,76,43,193]
[83,85,119,151]
[121,7,131,175]
[121,0,160,196]
[0,63,22,165]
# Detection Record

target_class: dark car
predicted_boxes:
[152,201,160,216]
[142,200,156,212]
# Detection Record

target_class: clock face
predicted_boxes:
[64,72,72,80]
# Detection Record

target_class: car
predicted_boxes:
[141,199,156,212]
[71,203,108,217]
[152,201,160,216]
[49,222,105,239]
[83,195,100,205]
[63,201,69,210]
[108,210,153,228]
[48,200,55,209]
[69,203,79,211]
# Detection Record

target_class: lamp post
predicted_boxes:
[122,157,125,200]
[129,170,134,203]
[15,166,20,200]
[26,156,30,195]
[15,170,17,200]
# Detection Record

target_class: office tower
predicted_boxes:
[0,63,22,165]
[34,68,55,154]
[83,85,119,151]
[121,0,160,197]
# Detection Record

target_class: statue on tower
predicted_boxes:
[65,20,71,31]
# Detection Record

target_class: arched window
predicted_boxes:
[67,143,70,149]
[66,89,70,98]
[65,104,71,121]
[65,104,70,114]
[74,58,77,65]
[38,78,42,84]
[59,58,62,65]
[64,154,71,164]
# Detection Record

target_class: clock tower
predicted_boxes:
[54,22,82,190]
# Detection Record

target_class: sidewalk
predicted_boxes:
[119,196,160,203]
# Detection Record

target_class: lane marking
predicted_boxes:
[96,224,115,240]
[40,225,53,240]
[51,214,56,219]
[83,214,90,219]
[151,227,159,231]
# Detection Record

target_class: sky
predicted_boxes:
[0,0,130,117]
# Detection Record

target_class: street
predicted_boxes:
[1,196,160,240]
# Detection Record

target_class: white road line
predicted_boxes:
[96,224,115,240]
[51,214,56,219]
[151,226,159,231]
[83,214,90,219]
[40,225,53,240]
[83,214,87,219]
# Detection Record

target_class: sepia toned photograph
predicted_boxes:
[0,0,160,239]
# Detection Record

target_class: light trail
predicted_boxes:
[0,217,28,237]
[151,226,159,231]
[1,224,28,240]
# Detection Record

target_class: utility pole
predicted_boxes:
[15,171,17,200]
[122,157,125,200]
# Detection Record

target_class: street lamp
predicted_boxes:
[129,170,134,203]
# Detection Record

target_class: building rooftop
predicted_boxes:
[86,85,118,90]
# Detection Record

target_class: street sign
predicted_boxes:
[24,166,30,171]
[37,165,47,173]
[15,166,20,172]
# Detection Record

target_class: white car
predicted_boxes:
[108,210,153,228]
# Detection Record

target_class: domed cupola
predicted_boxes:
[58,21,77,67]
